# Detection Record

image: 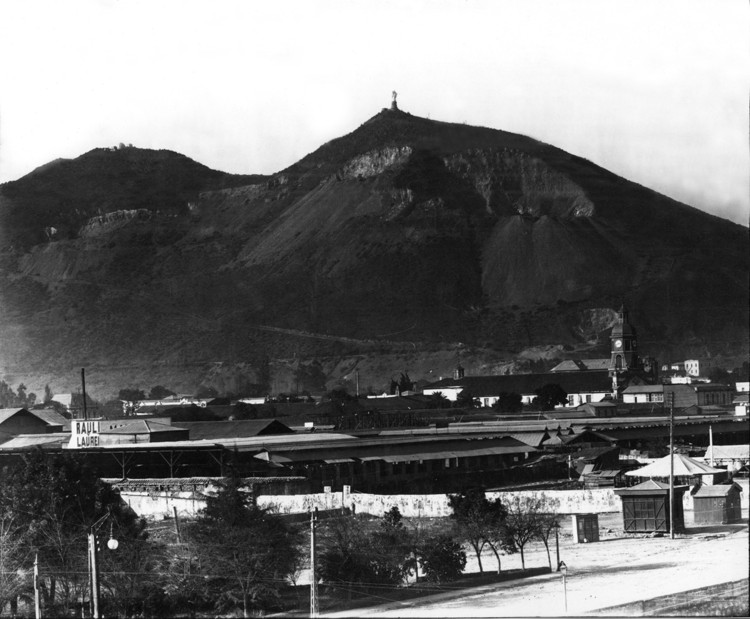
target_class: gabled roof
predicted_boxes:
[423,371,612,397]
[625,453,725,477]
[692,483,742,498]
[614,479,690,495]
[178,419,294,441]
[550,359,610,372]
[0,408,28,424]
[29,409,70,429]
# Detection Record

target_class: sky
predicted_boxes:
[0,0,748,225]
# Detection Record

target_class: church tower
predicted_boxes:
[609,305,638,395]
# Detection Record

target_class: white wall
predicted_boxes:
[120,479,750,520]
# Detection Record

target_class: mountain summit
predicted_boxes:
[0,110,747,397]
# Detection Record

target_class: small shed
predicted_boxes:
[571,513,600,543]
[614,479,689,533]
[691,482,743,524]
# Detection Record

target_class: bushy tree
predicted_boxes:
[418,534,466,582]
[0,449,148,616]
[448,490,509,573]
[147,385,175,400]
[532,384,569,410]
[492,392,523,413]
[183,476,302,617]
[455,390,479,409]
[118,388,146,402]
[320,509,412,597]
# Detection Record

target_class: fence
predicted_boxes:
[119,477,749,519]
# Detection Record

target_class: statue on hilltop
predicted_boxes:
[391,90,398,111]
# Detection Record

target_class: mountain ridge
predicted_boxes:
[0,109,747,399]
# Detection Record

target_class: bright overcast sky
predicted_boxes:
[1,0,748,225]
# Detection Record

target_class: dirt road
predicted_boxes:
[323,511,749,617]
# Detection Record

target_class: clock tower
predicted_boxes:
[609,305,638,394]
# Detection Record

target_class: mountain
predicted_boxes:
[0,109,747,399]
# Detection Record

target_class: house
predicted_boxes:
[51,393,96,415]
[622,384,734,408]
[423,371,613,408]
[0,408,67,444]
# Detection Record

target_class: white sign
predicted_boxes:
[68,420,100,448]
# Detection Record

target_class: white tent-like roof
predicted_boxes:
[625,453,725,477]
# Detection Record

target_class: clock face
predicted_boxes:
[614,339,622,349]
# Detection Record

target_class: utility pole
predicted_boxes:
[355,369,360,398]
[34,553,41,619]
[669,391,675,540]
[81,368,88,420]
[310,509,318,618]
[88,529,101,618]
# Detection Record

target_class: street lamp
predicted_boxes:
[89,512,118,619]
[559,560,568,613]
[553,521,562,572]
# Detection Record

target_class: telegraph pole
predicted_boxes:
[668,391,675,540]
[310,509,319,618]
[89,529,101,618]
[81,368,88,420]
[33,553,41,619]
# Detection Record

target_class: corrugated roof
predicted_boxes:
[28,409,70,428]
[550,359,611,372]
[703,445,749,461]
[0,434,68,449]
[0,408,26,424]
[100,419,181,434]
[692,483,742,497]
[178,419,294,440]
[625,454,725,477]
[509,432,548,447]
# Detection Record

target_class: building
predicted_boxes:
[691,482,743,524]
[0,408,68,443]
[615,480,688,533]
[423,371,613,408]
[622,384,734,409]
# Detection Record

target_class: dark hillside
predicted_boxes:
[0,108,746,399]
[1,146,266,247]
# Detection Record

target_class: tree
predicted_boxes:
[148,385,176,400]
[16,383,27,405]
[492,392,523,413]
[184,476,302,617]
[43,384,53,404]
[532,384,569,410]
[418,534,466,582]
[0,515,30,616]
[448,490,508,573]
[455,390,479,409]
[118,388,146,402]
[196,385,219,399]
[500,495,549,570]
[0,449,148,616]
[534,502,562,571]
[320,509,411,597]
